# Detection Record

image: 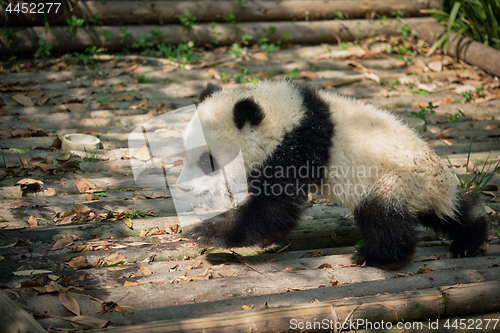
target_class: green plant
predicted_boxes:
[425,0,500,55]
[410,89,431,96]
[410,102,438,123]
[157,41,197,66]
[448,110,465,122]
[334,12,346,20]
[1,25,18,55]
[83,148,99,162]
[397,24,412,40]
[462,90,473,102]
[99,30,112,51]
[88,13,103,26]
[34,39,52,59]
[287,68,301,79]
[391,10,407,22]
[446,144,500,196]
[65,15,84,53]
[179,9,198,32]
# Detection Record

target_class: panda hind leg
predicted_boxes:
[418,192,487,258]
[353,196,417,270]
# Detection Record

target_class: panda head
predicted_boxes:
[176,81,306,198]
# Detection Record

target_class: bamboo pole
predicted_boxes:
[91,280,500,333]
[0,0,443,26]
[1,17,437,54]
[407,20,500,78]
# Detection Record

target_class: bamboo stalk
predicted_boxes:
[1,17,437,53]
[90,280,500,333]
[0,0,443,26]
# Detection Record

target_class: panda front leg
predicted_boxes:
[189,182,308,248]
[353,195,417,269]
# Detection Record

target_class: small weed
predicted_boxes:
[446,145,500,196]
[287,68,301,79]
[99,30,112,50]
[462,90,473,102]
[65,15,84,53]
[34,40,52,59]
[1,25,18,55]
[410,89,431,96]
[179,9,198,32]
[334,12,346,20]
[410,102,438,123]
[83,148,99,162]
[391,10,407,22]
[448,110,465,123]
[88,13,103,26]
[157,41,197,66]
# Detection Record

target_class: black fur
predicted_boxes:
[190,84,334,247]
[199,83,222,103]
[353,191,488,269]
[418,192,488,258]
[233,97,265,129]
[353,196,417,269]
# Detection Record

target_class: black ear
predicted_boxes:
[199,83,222,103]
[233,97,265,130]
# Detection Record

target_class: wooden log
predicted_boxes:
[0,0,443,26]
[1,17,438,53]
[0,289,47,333]
[407,20,500,78]
[69,280,500,332]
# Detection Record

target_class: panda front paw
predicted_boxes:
[188,222,228,248]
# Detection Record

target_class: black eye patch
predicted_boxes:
[198,152,218,174]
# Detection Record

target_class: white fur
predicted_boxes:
[181,81,459,219]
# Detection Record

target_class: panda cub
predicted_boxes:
[178,80,487,268]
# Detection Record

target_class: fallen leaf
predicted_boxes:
[418,264,436,274]
[124,281,141,287]
[64,256,92,270]
[51,233,74,250]
[104,253,126,265]
[297,71,319,79]
[455,85,476,94]
[140,266,152,276]
[207,68,221,79]
[253,52,269,61]
[122,218,133,229]
[75,178,96,194]
[28,215,38,227]
[40,94,51,105]
[428,60,443,72]
[69,316,109,330]
[59,292,80,316]
[11,94,35,107]
[280,267,306,272]
[241,305,254,310]
[317,263,333,269]
[134,145,151,161]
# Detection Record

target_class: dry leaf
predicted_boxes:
[207,68,221,80]
[419,264,436,274]
[134,145,151,161]
[28,215,38,227]
[428,60,443,72]
[318,263,333,269]
[64,256,92,270]
[69,316,109,330]
[104,253,126,265]
[40,94,51,105]
[297,71,319,79]
[140,266,152,275]
[11,94,35,107]
[51,233,74,250]
[253,52,269,61]
[124,281,141,287]
[241,305,254,310]
[122,218,133,229]
[280,267,306,272]
[59,292,80,316]
[75,178,96,194]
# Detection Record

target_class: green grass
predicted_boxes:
[424,0,500,54]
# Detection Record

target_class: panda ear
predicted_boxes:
[199,83,222,103]
[233,97,265,130]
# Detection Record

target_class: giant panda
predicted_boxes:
[176,80,488,268]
